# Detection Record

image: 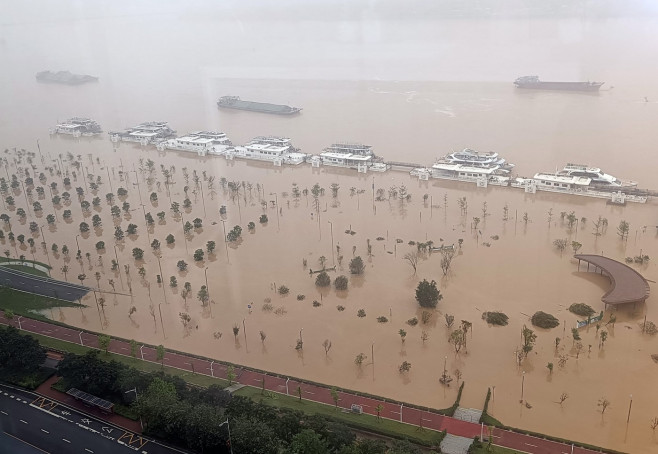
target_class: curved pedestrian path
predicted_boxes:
[574,254,650,305]
[0,311,607,454]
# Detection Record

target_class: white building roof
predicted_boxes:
[320,152,372,161]
[432,163,498,174]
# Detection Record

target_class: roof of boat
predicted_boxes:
[534,173,591,185]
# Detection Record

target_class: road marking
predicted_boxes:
[62,439,70,443]
[525,443,538,448]
[3,431,51,453]
[41,429,49,434]
[20,419,28,424]
[85,449,94,453]
[1,411,8,415]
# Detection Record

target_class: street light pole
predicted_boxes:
[140,344,144,360]
[40,225,52,272]
[300,328,303,344]
[221,220,230,264]
[210,361,214,377]
[156,255,167,304]
[79,331,84,346]
[113,245,124,290]
[627,394,633,423]
[521,371,526,402]
[218,419,234,454]
[205,267,212,318]
[124,388,143,429]
[328,220,335,266]
[158,303,166,339]
[270,192,280,230]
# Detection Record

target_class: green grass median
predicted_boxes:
[234,385,445,447]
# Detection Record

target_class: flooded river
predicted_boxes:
[2,1,658,452]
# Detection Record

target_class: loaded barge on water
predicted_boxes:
[36,70,98,85]
[514,76,604,92]
[217,96,301,115]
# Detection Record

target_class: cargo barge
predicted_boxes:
[514,76,603,92]
[217,96,301,115]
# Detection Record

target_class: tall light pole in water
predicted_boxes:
[221,219,229,264]
[328,220,335,266]
[270,192,279,230]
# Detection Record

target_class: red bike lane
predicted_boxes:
[0,312,607,454]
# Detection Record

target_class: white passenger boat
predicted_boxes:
[431,162,510,184]
[156,131,231,156]
[319,152,373,171]
[228,136,306,166]
[324,143,374,156]
[50,117,102,137]
[557,163,637,188]
[436,148,514,172]
[109,122,176,145]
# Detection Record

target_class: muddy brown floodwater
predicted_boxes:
[2,138,658,453]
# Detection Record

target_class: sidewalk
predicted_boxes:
[36,375,143,433]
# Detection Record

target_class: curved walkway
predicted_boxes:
[574,254,650,305]
[0,312,607,454]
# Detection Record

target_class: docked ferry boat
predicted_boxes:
[156,131,231,156]
[557,164,637,188]
[50,117,102,137]
[436,149,514,172]
[229,136,306,165]
[313,142,387,172]
[109,122,176,145]
[431,162,510,185]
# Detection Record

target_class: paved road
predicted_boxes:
[0,383,186,454]
[0,312,607,454]
[0,267,89,302]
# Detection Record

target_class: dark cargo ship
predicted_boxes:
[36,71,99,85]
[514,76,603,92]
[217,96,301,115]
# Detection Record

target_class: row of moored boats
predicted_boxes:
[49,118,645,204]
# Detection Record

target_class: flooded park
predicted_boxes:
[1,132,657,452]
[2,2,658,452]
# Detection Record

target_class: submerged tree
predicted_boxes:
[415,279,442,308]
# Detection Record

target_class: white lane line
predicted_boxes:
[41,429,49,434]
[1,411,8,415]
[62,438,71,443]
[85,449,94,453]
[525,443,538,448]
[20,419,28,424]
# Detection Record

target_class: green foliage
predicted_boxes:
[98,334,111,354]
[0,326,46,373]
[531,311,560,329]
[193,249,204,262]
[349,256,365,275]
[415,279,442,308]
[569,303,595,317]
[334,275,348,290]
[259,214,268,223]
[315,271,331,287]
[132,248,144,260]
[482,311,509,326]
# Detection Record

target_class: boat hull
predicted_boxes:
[514,81,603,92]
[217,99,301,115]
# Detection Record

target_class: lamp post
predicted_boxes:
[205,267,212,318]
[16,316,23,330]
[627,394,633,423]
[129,166,143,205]
[40,225,52,272]
[218,419,234,454]
[79,331,84,346]
[140,344,144,360]
[180,214,188,254]
[158,303,166,339]
[270,192,280,230]
[124,388,143,429]
[221,219,230,264]
[113,245,124,290]
[300,328,304,344]
[156,255,167,304]
[210,361,214,378]
[328,220,335,266]
[521,371,526,402]
[75,234,82,271]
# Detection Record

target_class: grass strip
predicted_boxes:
[0,287,80,320]
[24,331,229,389]
[234,385,445,447]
